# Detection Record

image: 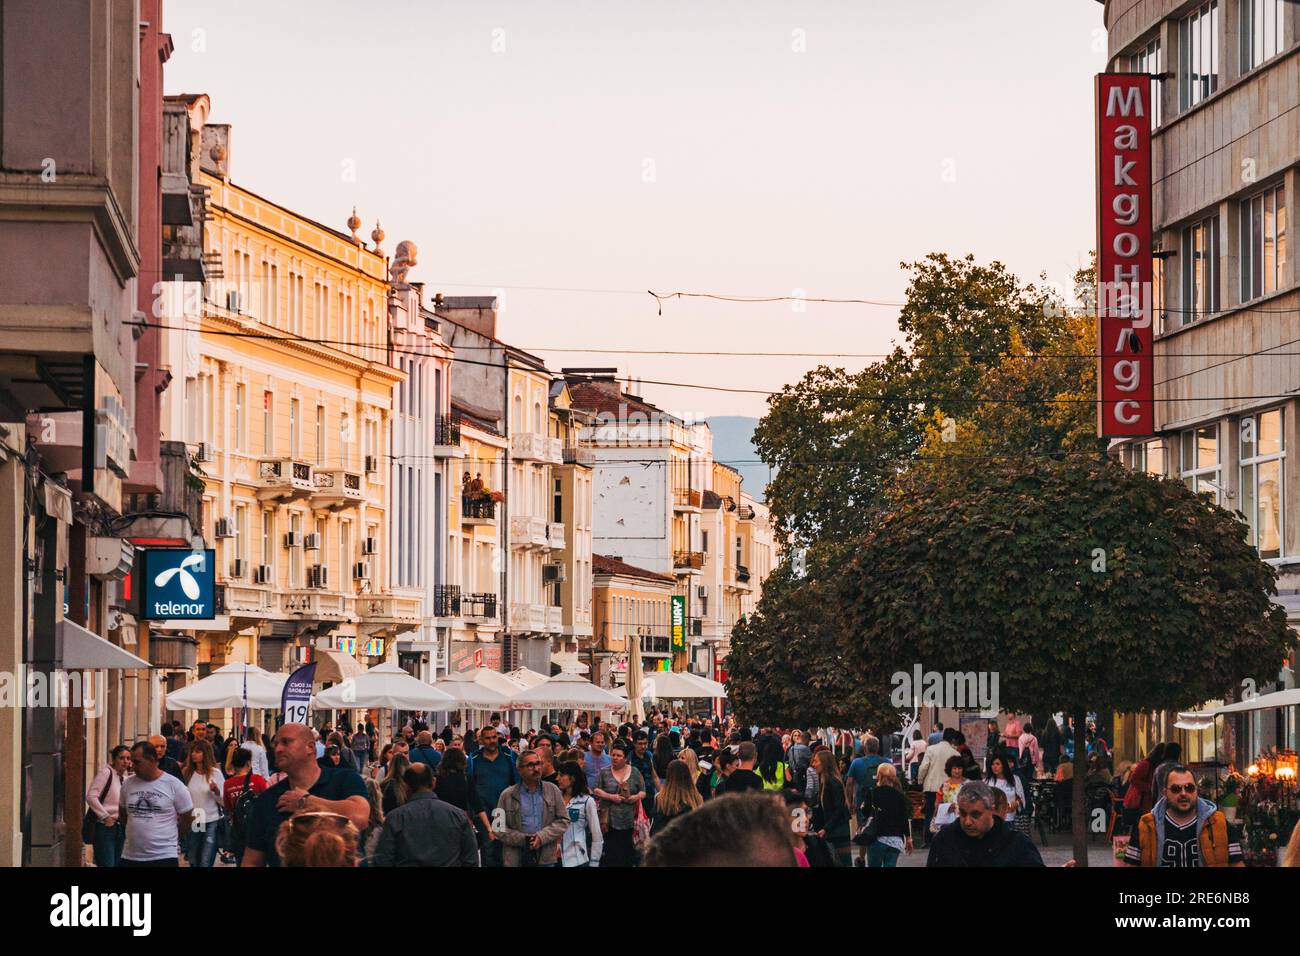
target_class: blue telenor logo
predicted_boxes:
[141,549,215,620]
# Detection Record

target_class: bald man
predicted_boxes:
[149,734,184,780]
[241,723,369,867]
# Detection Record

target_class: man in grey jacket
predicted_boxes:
[372,763,479,867]
[497,748,570,867]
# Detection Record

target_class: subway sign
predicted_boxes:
[671,595,686,652]
[1096,73,1155,437]
[139,549,216,620]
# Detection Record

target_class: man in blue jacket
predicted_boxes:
[468,726,517,867]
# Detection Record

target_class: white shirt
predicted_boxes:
[186,768,225,820]
[560,794,603,867]
[119,772,193,862]
[240,741,270,779]
[989,776,1026,822]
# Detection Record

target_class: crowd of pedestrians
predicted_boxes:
[83,712,1291,868]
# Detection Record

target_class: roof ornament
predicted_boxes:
[347,207,362,244]
[371,220,385,255]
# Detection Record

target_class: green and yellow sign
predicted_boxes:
[671,594,686,652]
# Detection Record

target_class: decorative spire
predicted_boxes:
[347,206,362,244]
[371,220,385,255]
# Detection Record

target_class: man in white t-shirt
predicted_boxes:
[119,740,193,867]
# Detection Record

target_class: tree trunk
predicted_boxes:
[1072,704,1089,866]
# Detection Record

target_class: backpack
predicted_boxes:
[229,773,259,850]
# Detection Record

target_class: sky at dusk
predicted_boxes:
[163,0,1109,418]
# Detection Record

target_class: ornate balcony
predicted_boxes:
[276,590,351,620]
[510,514,548,549]
[673,488,702,512]
[432,415,465,457]
[311,467,364,510]
[563,445,594,467]
[434,584,461,618]
[673,550,705,572]
[461,496,497,525]
[256,457,314,502]
[545,606,563,633]
[357,594,422,635]
[462,592,498,625]
[546,521,566,550]
[511,432,563,464]
[510,602,547,632]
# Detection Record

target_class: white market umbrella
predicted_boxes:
[314,661,455,710]
[165,661,287,710]
[625,635,646,722]
[431,671,515,709]
[503,667,549,690]
[507,672,626,710]
[642,669,726,701]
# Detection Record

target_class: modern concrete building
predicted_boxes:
[1101,0,1299,763]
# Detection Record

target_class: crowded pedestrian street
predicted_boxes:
[4,0,1300,939]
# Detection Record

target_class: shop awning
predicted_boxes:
[59,619,151,670]
[313,648,366,684]
[1211,688,1300,716]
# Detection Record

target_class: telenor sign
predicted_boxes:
[139,549,215,620]
[1096,73,1154,438]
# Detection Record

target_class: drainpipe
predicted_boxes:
[500,347,509,672]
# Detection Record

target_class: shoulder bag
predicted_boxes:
[82,769,114,845]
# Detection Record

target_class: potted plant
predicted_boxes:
[1220,772,1240,822]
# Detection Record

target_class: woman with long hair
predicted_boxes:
[181,738,225,867]
[372,743,394,782]
[757,736,790,792]
[653,734,676,783]
[811,748,851,866]
[86,745,131,867]
[555,760,602,867]
[652,759,703,834]
[1122,741,1167,833]
[433,746,489,835]
[381,753,412,815]
[987,754,1027,826]
[275,812,360,867]
[865,762,912,867]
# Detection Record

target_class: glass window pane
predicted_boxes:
[1242,462,1257,547]
[1198,425,1218,469]
[1259,409,1282,456]
[1258,459,1282,558]
[1181,430,1194,472]
[1242,415,1257,460]
[1277,186,1288,285]
[1264,189,1276,294]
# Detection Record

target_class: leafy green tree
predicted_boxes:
[836,455,1295,863]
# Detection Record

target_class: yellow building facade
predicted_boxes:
[156,126,411,721]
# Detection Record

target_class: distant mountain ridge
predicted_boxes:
[706,416,771,502]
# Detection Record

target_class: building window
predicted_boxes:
[1240,408,1284,558]
[316,405,326,464]
[1241,183,1287,302]
[234,504,248,567]
[1129,36,1163,128]
[1127,438,1166,476]
[1152,255,1167,332]
[340,413,351,468]
[263,391,274,455]
[554,478,562,523]
[290,398,300,457]
[1240,0,1283,72]
[1179,2,1220,111]
[1180,423,1222,503]
[1181,216,1220,324]
[289,513,304,588]
[234,383,245,452]
[261,510,274,568]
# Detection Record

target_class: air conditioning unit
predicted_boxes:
[361,537,378,555]
[364,454,378,474]
[196,442,214,463]
[231,558,246,578]
[226,289,241,312]
[353,561,370,581]
[303,532,320,551]
[696,585,707,599]
[284,531,301,548]
[253,564,273,584]
[214,517,236,539]
[543,563,566,583]
[308,565,328,588]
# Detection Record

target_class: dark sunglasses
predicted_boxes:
[1167,784,1197,794]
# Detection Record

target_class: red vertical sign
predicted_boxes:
[1096,74,1154,437]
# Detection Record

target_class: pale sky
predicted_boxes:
[163,0,1108,418]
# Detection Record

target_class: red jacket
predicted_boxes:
[1122,759,1153,811]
